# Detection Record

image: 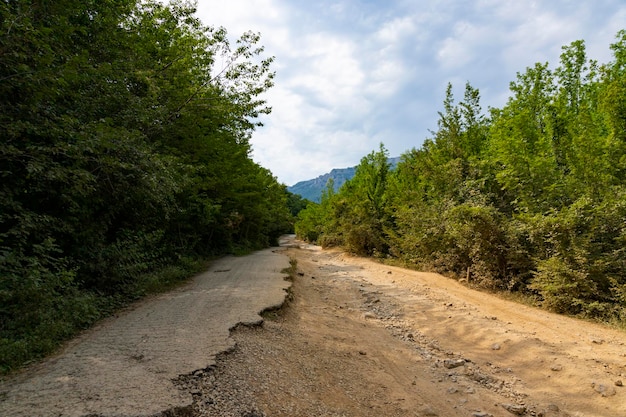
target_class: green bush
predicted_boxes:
[0,239,102,372]
[530,256,596,314]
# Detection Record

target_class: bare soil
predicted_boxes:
[2,236,625,417]
[187,238,626,417]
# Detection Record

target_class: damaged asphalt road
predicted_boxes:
[0,244,291,417]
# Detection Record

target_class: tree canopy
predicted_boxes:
[1,0,293,372]
[296,31,626,323]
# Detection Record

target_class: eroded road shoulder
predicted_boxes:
[0,246,291,417]
[185,237,626,417]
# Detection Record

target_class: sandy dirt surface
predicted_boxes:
[0,246,291,417]
[2,236,626,417]
[185,237,626,417]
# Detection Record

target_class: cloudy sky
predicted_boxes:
[195,0,626,186]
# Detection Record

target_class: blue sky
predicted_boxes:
[196,0,626,186]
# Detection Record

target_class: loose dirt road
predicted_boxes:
[2,236,626,417]
[190,237,626,417]
[0,246,291,417]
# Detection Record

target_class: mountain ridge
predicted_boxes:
[288,157,400,202]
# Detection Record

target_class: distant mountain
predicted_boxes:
[288,166,356,202]
[288,157,400,203]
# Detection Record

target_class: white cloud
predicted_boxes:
[363,16,418,97]
[296,33,367,109]
[196,0,285,34]
[375,16,416,44]
[437,37,472,70]
[193,0,626,185]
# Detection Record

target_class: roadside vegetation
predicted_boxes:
[296,32,626,324]
[0,0,303,373]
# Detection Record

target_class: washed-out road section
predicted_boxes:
[0,243,291,417]
[192,237,626,416]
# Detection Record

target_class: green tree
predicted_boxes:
[299,32,626,322]
[295,179,336,243]
[0,0,285,371]
[332,144,391,256]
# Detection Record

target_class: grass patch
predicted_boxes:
[260,307,283,321]
[0,255,210,375]
[261,257,298,322]
[130,256,209,296]
[281,257,298,281]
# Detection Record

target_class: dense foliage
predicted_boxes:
[0,0,294,372]
[296,32,626,322]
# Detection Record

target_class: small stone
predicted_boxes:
[419,405,439,416]
[243,412,264,417]
[501,403,526,415]
[550,364,562,371]
[616,380,623,387]
[444,359,466,369]
[472,412,492,417]
[491,343,501,351]
[358,350,367,355]
[364,312,376,319]
[536,404,559,416]
[592,382,617,397]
